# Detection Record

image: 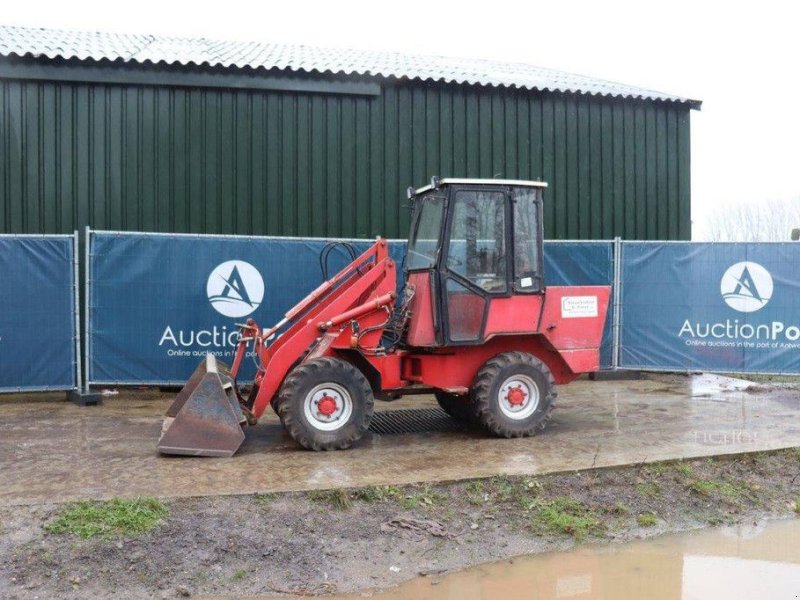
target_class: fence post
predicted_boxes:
[84,226,91,391]
[612,236,622,369]
[72,230,81,392]
[68,227,102,405]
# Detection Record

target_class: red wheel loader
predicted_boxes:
[157,178,610,457]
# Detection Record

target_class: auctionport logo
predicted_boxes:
[206,260,264,318]
[720,261,772,313]
[678,260,800,347]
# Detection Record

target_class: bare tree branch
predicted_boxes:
[700,197,800,241]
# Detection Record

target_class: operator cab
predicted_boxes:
[404,177,546,347]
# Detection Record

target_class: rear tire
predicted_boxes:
[472,351,556,438]
[435,391,474,422]
[277,357,374,451]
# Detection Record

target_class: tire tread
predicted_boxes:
[472,351,556,438]
[277,357,374,451]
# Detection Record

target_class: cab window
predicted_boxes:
[512,189,542,292]
[406,195,445,270]
[446,190,507,293]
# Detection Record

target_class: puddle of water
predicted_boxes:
[338,518,800,600]
[689,372,754,397]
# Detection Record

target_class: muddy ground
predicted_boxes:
[2,449,800,599]
[6,373,800,507]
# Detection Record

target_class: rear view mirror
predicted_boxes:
[792,229,800,241]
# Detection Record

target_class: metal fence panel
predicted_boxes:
[0,234,77,391]
[620,242,800,373]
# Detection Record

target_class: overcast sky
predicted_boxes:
[4,0,799,239]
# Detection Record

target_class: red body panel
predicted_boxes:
[394,284,609,391]
[484,295,543,335]
[364,352,404,389]
[446,293,485,341]
[537,286,610,372]
[405,271,437,347]
[483,287,609,352]
[399,335,579,390]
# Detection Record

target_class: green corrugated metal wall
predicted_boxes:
[0,70,691,239]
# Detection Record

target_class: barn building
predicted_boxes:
[0,25,700,240]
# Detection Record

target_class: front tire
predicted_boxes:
[276,357,374,451]
[472,351,555,438]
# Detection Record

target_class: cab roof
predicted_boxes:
[411,177,548,197]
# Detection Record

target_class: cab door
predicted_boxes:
[439,187,511,344]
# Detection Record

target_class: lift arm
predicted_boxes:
[233,239,397,420]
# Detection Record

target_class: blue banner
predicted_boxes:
[88,233,405,384]
[88,233,615,385]
[0,235,77,391]
[620,242,800,373]
[544,242,615,368]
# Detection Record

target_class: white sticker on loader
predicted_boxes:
[561,296,598,319]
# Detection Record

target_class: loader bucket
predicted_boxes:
[157,354,246,457]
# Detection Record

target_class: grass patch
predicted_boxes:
[465,481,485,506]
[646,462,669,477]
[689,480,720,497]
[635,481,661,498]
[637,513,658,527]
[45,498,167,539]
[401,484,445,510]
[689,479,741,499]
[610,502,630,515]
[488,475,517,501]
[674,462,694,478]
[688,477,762,507]
[528,497,605,541]
[352,485,401,503]
[488,475,543,505]
[794,498,800,515]
[230,568,247,582]
[308,489,353,510]
[253,493,277,508]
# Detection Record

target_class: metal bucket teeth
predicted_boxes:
[157,354,246,458]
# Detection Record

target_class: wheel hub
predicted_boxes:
[498,375,540,420]
[304,383,353,432]
[317,393,337,417]
[506,385,527,406]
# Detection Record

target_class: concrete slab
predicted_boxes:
[1,373,799,506]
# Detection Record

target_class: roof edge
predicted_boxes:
[0,24,702,108]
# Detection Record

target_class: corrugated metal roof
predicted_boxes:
[0,25,700,107]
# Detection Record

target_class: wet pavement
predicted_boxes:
[333,518,800,600]
[1,373,799,506]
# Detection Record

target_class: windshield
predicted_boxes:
[406,194,445,270]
